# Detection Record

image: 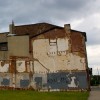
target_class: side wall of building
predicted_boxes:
[32,28,87,73]
[7,36,30,58]
[0,34,8,60]
[0,25,89,90]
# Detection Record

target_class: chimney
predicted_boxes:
[64,24,71,34]
[9,21,15,34]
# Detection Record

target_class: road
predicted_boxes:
[88,86,100,100]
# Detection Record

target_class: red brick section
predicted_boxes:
[14,23,63,53]
[14,23,57,38]
[71,30,86,53]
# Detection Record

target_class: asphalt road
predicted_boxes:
[88,86,100,100]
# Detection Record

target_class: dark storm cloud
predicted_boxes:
[0,0,93,26]
[0,0,99,34]
[35,0,93,21]
[87,28,100,45]
[42,0,88,10]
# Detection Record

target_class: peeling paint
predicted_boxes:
[0,61,9,72]
[33,37,86,73]
[0,23,89,91]
[16,60,26,72]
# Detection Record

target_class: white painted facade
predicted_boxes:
[32,38,86,73]
[0,60,33,73]
[16,60,33,73]
[16,60,26,72]
[0,61,9,72]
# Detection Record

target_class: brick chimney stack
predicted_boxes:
[64,24,71,34]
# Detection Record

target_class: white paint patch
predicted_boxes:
[68,76,78,87]
[16,60,26,72]
[33,39,86,72]
[66,53,86,70]
[0,61,9,72]
[57,38,69,51]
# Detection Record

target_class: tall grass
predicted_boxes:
[0,90,89,100]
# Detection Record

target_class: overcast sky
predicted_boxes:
[0,0,100,75]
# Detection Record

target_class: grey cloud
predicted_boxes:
[42,0,88,10]
[0,0,99,32]
[0,0,10,7]
[87,28,100,45]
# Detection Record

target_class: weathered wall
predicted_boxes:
[0,59,33,89]
[0,71,88,90]
[71,31,85,54]
[7,36,29,58]
[0,34,8,60]
[0,58,33,73]
[0,73,12,87]
[0,61,9,72]
[0,51,8,60]
[16,60,33,73]
[32,28,86,73]
[0,58,88,90]
[0,34,7,43]
[47,72,88,90]
[32,72,88,90]
[16,73,30,88]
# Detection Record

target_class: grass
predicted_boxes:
[0,90,89,100]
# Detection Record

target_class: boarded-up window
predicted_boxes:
[0,42,8,51]
[48,38,69,56]
[48,39,57,56]
[57,38,68,51]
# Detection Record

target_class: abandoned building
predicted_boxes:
[0,22,90,91]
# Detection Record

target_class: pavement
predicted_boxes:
[88,86,100,100]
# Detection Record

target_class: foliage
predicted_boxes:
[90,75,100,86]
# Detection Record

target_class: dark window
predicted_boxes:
[1,78,10,86]
[0,42,8,51]
[20,79,29,88]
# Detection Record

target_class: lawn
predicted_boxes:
[0,90,89,100]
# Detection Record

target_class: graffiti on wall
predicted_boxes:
[47,72,87,89]
[0,71,88,90]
